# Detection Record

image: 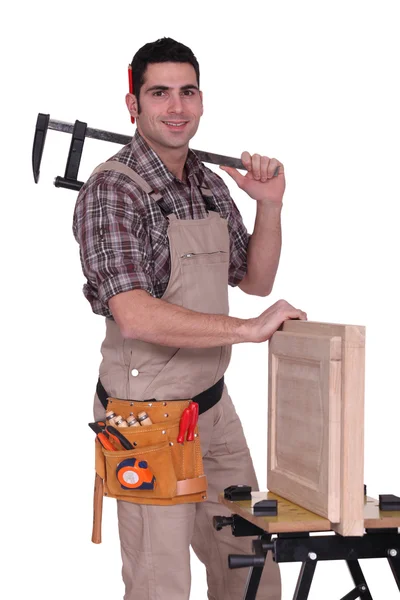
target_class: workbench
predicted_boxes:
[216,491,400,600]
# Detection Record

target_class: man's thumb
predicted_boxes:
[219,166,243,187]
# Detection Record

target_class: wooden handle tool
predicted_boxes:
[91,473,104,544]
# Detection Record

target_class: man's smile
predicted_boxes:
[161,120,189,130]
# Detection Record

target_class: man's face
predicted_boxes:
[128,62,203,151]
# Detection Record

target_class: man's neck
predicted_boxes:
[138,131,188,181]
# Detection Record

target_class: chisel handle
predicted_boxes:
[91,473,103,544]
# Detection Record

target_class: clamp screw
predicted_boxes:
[388,548,398,557]
[308,552,317,561]
[360,585,367,591]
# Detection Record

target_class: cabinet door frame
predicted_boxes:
[268,320,366,537]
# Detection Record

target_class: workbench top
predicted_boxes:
[218,491,400,534]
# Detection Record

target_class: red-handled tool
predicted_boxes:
[177,407,192,443]
[186,402,199,442]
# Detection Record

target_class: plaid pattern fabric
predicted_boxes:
[73,130,251,317]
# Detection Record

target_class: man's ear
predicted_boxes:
[200,90,204,116]
[126,93,139,119]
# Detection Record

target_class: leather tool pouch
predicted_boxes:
[95,397,207,506]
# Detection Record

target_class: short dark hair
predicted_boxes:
[130,37,200,108]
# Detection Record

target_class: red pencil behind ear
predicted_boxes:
[128,65,135,124]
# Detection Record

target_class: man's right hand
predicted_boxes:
[243,299,307,343]
[109,290,306,348]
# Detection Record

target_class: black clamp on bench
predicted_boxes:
[379,494,400,511]
[253,499,278,516]
[224,485,252,501]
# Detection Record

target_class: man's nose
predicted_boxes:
[167,93,184,113]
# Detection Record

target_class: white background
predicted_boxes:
[2,1,400,598]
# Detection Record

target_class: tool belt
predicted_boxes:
[94,378,224,507]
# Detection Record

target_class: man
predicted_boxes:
[73,37,306,600]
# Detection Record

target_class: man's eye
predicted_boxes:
[182,90,194,96]
[153,91,166,97]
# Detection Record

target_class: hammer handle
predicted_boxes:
[91,473,104,544]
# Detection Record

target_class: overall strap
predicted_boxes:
[91,161,163,202]
[191,173,217,211]
[91,161,217,215]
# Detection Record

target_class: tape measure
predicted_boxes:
[116,457,155,490]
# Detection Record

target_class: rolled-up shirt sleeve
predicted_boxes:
[73,174,154,316]
[227,198,251,287]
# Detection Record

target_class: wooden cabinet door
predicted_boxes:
[267,321,365,536]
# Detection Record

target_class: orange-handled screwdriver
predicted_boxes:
[186,402,199,442]
[177,407,192,443]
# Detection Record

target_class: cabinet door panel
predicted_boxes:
[268,332,342,522]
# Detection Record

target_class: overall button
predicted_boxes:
[131,369,139,377]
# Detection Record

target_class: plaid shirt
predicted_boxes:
[73,130,251,317]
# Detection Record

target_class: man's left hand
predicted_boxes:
[220,151,285,204]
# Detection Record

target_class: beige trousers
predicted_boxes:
[112,386,281,600]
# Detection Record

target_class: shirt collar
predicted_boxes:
[127,130,204,192]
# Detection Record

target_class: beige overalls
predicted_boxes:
[92,161,281,600]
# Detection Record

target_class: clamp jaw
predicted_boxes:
[32,113,87,191]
